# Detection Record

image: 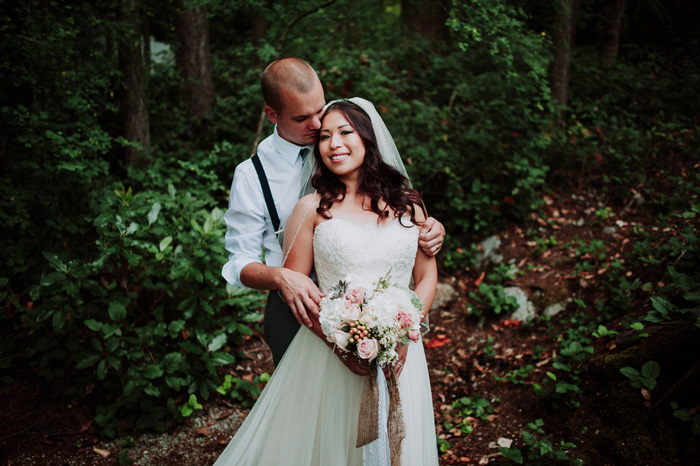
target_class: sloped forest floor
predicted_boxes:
[2,167,699,466]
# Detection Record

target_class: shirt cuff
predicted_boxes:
[222,256,261,288]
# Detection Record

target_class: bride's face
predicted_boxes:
[318,110,366,182]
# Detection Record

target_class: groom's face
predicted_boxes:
[266,81,325,146]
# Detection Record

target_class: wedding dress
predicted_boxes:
[213,218,439,466]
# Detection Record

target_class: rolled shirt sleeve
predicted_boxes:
[222,161,283,287]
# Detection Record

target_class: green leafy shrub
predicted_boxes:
[637,201,700,327]
[620,361,661,390]
[447,393,496,435]
[670,401,700,437]
[534,317,595,408]
[498,418,582,465]
[216,372,271,408]
[495,364,535,385]
[13,185,264,436]
[468,263,519,316]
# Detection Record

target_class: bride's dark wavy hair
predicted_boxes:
[312,100,426,226]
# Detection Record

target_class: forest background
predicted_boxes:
[1,0,699,464]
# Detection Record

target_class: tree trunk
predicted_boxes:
[174,1,214,119]
[599,0,626,66]
[549,0,577,124]
[251,13,266,67]
[401,0,449,41]
[119,0,150,170]
[143,1,151,71]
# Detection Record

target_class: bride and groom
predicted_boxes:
[218,58,444,465]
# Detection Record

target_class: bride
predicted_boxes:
[213,98,439,466]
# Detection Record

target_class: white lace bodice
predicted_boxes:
[313,217,418,292]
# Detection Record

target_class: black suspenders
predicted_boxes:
[251,154,281,233]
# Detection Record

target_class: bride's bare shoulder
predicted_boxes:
[292,193,319,213]
[299,192,318,205]
[288,193,321,225]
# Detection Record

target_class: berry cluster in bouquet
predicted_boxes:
[319,271,424,366]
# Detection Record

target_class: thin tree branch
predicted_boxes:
[276,0,338,51]
[649,356,700,414]
[447,87,458,111]
[250,109,267,157]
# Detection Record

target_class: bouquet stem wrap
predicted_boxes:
[356,364,406,466]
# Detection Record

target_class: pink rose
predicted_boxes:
[348,287,365,304]
[343,303,361,322]
[332,330,351,349]
[408,329,421,343]
[398,312,414,328]
[357,338,379,361]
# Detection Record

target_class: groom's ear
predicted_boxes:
[264,106,279,125]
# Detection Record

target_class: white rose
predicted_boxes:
[343,303,362,322]
[332,330,351,349]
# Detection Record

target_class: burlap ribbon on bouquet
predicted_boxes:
[356,364,406,466]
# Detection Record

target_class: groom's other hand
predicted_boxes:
[277,268,323,328]
[419,217,445,257]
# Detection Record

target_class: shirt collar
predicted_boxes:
[272,126,309,167]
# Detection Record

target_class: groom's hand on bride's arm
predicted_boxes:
[419,217,446,257]
[277,268,323,328]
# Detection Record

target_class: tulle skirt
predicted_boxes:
[213,326,438,466]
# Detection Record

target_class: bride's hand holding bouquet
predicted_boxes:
[319,271,424,371]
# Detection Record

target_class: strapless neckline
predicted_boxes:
[315,216,405,232]
[312,215,418,292]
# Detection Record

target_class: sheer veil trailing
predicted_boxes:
[297,96,412,199]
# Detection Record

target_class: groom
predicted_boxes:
[222,58,444,371]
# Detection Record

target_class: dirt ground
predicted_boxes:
[2,186,699,466]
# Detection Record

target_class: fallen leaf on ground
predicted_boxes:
[194,426,211,437]
[474,272,485,287]
[208,408,235,425]
[78,420,93,433]
[497,437,513,448]
[480,453,500,464]
[473,361,487,373]
[92,447,111,458]
[426,335,452,349]
[500,320,521,328]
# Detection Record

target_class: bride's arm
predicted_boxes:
[394,205,438,378]
[412,206,438,316]
[283,195,317,278]
[273,195,323,327]
[284,197,372,377]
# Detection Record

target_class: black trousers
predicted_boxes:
[263,291,301,366]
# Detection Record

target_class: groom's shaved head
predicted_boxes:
[262,58,320,112]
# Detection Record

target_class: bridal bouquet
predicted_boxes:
[319,272,424,366]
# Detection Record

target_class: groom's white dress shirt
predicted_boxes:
[222,126,308,287]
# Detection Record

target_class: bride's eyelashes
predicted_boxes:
[319,130,355,141]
